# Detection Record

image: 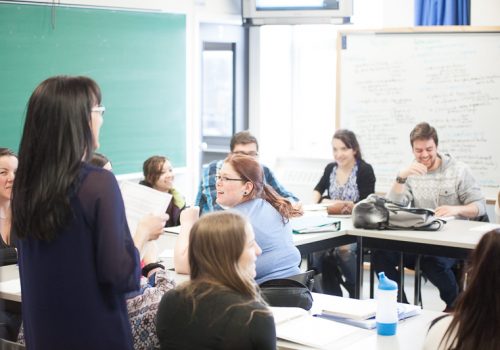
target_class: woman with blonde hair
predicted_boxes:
[157,211,276,349]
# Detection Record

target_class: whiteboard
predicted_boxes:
[337,28,500,200]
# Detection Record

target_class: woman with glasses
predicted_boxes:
[12,76,140,350]
[158,211,276,350]
[140,155,186,227]
[175,154,301,284]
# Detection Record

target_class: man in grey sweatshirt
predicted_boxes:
[372,122,486,311]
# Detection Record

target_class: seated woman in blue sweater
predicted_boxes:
[175,154,302,284]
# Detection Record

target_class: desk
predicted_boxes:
[292,218,356,255]
[276,293,444,350]
[350,220,498,299]
[2,219,496,303]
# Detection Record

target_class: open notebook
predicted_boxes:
[318,298,422,329]
[271,307,364,349]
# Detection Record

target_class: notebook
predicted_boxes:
[318,302,422,329]
[272,307,361,349]
[290,216,341,234]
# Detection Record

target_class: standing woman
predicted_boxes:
[12,76,140,350]
[312,129,375,296]
[0,148,18,266]
[158,211,276,349]
[175,154,301,284]
[140,156,186,227]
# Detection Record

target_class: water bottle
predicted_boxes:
[376,272,398,336]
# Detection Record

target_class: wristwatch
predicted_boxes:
[396,176,407,184]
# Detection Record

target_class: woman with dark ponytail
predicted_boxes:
[175,154,302,284]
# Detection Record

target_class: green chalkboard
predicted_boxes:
[0,3,186,174]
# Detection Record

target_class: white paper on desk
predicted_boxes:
[470,223,500,232]
[276,314,359,349]
[303,203,329,211]
[271,307,308,325]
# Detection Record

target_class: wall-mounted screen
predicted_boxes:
[242,0,352,25]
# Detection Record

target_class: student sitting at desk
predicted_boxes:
[0,148,22,342]
[12,76,140,350]
[373,122,487,311]
[195,130,300,215]
[140,155,186,227]
[312,129,375,297]
[89,152,112,171]
[0,148,18,267]
[424,229,500,350]
[157,211,276,350]
[176,154,302,284]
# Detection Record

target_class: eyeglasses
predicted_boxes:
[92,105,106,116]
[232,151,259,157]
[215,174,245,182]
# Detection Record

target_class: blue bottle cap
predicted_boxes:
[378,272,398,290]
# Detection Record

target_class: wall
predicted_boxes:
[7,0,240,204]
[471,0,500,25]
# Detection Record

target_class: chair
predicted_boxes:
[0,338,25,350]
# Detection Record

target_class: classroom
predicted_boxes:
[1,0,500,349]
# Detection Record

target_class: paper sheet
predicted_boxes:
[119,181,172,235]
[119,181,172,258]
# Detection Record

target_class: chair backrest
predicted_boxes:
[0,338,26,350]
[286,270,316,291]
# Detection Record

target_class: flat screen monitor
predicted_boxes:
[242,0,352,25]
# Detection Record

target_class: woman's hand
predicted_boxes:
[134,213,169,253]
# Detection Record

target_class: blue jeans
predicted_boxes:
[372,250,458,307]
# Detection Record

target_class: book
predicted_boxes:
[317,302,422,329]
[321,298,377,320]
[272,307,362,349]
[290,216,341,234]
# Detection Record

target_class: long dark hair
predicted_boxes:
[12,76,100,240]
[333,129,362,161]
[225,154,301,220]
[440,229,500,350]
[141,155,167,188]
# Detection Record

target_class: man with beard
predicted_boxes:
[372,122,486,312]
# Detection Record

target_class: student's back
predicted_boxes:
[157,285,274,350]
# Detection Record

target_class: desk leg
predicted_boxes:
[399,252,404,303]
[355,236,363,299]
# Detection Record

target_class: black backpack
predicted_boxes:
[352,194,445,231]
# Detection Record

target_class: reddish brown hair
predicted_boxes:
[224,154,300,220]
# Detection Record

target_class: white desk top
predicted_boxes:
[277,293,444,350]
[346,220,499,250]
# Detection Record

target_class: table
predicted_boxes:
[2,219,496,303]
[350,220,499,299]
[276,292,445,350]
